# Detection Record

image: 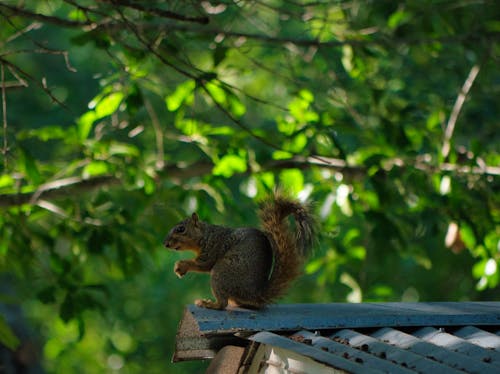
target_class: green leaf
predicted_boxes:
[305,258,324,274]
[71,30,110,48]
[205,81,226,104]
[0,314,20,351]
[68,9,86,22]
[95,92,124,119]
[228,93,246,117]
[287,133,308,153]
[288,90,318,125]
[166,80,196,111]
[459,224,476,249]
[371,285,394,299]
[109,142,140,157]
[272,150,293,160]
[486,20,500,32]
[277,118,296,136]
[18,147,42,185]
[205,126,234,136]
[279,169,304,195]
[83,161,110,178]
[37,286,57,304]
[0,174,14,189]
[19,125,67,141]
[388,9,411,30]
[77,111,97,141]
[213,45,228,67]
[299,89,314,103]
[60,294,75,322]
[212,154,247,178]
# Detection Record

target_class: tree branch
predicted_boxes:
[105,0,209,25]
[1,155,498,208]
[441,64,480,159]
[0,3,91,28]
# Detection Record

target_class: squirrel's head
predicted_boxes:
[164,213,203,253]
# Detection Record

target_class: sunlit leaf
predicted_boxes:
[299,89,314,103]
[165,80,196,111]
[205,81,226,104]
[212,154,247,177]
[228,94,246,117]
[272,150,293,160]
[305,258,324,274]
[388,9,411,30]
[19,125,67,141]
[77,111,97,141]
[83,161,110,178]
[279,169,304,195]
[95,92,124,119]
[459,224,476,249]
[0,174,14,189]
[287,133,307,153]
[371,285,394,299]
[277,118,296,136]
[68,9,86,22]
[109,142,140,157]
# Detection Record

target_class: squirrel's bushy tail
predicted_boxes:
[259,193,316,304]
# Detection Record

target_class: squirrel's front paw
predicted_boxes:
[174,261,188,278]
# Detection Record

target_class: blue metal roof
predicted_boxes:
[187,302,500,334]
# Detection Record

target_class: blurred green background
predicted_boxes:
[0,0,499,372]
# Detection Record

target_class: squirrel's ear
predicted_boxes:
[191,212,199,223]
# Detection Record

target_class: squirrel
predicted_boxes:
[163,193,316,310]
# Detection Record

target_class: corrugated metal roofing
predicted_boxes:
[174,302,500,373]
[247,326,500,373]
[264,327,500,374]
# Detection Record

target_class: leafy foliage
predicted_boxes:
[0,0,499,372]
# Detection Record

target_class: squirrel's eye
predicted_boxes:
[175,225,185,233]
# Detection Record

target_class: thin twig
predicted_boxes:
[0,57,70,111]
[7,66,29,87]
[1,48,77,72]
[4,22,43,45]
[441,64,480,159]
[144,98,165,171]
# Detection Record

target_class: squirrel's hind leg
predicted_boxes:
[195,284,228,310]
